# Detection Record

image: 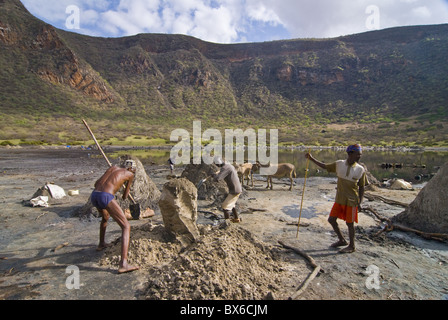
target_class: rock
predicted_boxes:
[158,178,200,246]
[26,183,66,207]
[264,291,275,300]
[390,178,413,190]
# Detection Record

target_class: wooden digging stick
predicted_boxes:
[82,119,112,167]
[296,149,311,239]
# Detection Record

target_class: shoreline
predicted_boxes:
[2,144,448,152]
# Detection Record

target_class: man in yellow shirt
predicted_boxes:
[306,144,368,253]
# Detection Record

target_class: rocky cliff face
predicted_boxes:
[1,0,448,143]
[33,26,117,102]
[277,63,344,85]
[0,21,18,44]
[0,0,116,102]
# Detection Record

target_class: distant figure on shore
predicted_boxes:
[305,144,369,253]
[91,160,139,274]
[168,157,175,175]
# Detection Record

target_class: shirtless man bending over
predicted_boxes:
[91,160,139,274]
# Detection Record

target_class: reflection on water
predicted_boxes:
[107,148,448,183]
[278,149,448,183]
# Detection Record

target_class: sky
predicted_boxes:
[20,0,448,44]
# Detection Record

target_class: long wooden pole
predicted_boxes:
[82,119,112,167]
[82,119,137,204]
[296,149,311,239]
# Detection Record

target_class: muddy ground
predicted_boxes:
[0,147,447,301]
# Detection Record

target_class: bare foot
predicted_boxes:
[118,263,139,274]
[96,243,112,252]
[339,246,356,254]
[330,240,348,248]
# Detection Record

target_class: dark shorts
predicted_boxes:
[91,191,115,210]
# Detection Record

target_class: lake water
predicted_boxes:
[107,147,448,183]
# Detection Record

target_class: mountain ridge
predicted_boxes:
[1,0,447,146]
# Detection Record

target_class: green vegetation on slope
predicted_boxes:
[0,0,447,146]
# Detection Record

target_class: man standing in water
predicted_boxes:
[306,145,368,253]
[91,160,139,274]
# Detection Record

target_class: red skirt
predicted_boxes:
[330,203,358,224]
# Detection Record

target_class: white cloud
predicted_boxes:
[412,6,432,19]
[21,0,448,43]
[82,9,100,26]
[245,0,281,24]
[263,0,448,39]
[93,0,249,42]
[100,0,162,35]
[190,4,239,42]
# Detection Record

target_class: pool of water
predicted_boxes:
[107,147,448,183]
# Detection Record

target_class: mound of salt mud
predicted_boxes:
[181,163,228,201]
[99,223,182,269]
[99,223,290,300]
[181,163,248,213]
[116,155,161,210]
[393,162,448,234]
